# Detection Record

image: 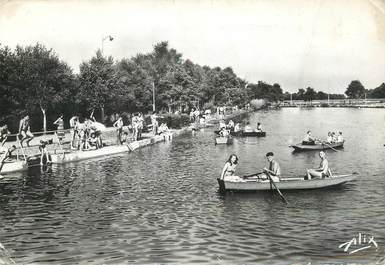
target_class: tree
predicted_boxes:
[345,80,365,99]
[78,50,120,121]
[11,44,74,132]
[304,87,317,101]
[369,83,385,98]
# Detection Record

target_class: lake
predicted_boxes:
[1,108,385,264]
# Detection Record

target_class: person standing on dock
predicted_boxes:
[53,114,65,142]
[113,116,124,144]
[132,113,139,141]
[151,111,159,135]
[19,115,34,147]
[0,125,10,146]
[137,113,144,140]
[69,116,79,149]
[306,151,329,180]
[262,152,281,182]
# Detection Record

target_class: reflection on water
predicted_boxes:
[1,108,385,264]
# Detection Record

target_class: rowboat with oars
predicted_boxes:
[214,130,266,137]
[217,173,357,192]
[215,136,233,145]
[290,141,344,151]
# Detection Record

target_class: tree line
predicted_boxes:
[1,42,384,132]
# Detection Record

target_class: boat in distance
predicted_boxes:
[214,130,266,137]
[215,137,233,145]
[217,173,357,192]
[290,141,344,151]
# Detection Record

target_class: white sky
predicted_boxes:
[0,0,384,93]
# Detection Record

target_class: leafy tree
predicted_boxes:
[369,83,385,98]
[345,80,365,99]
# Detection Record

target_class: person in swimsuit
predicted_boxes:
[220,154,238,180]
[262,152,281,182]
[0,145,17,175]
[113,116,124,144]
[53,114,65,142]
[39,140,52,165]
[19,115,34,147]
[306,151,329,180]
[69,116,79,149]
[0,125,10,146]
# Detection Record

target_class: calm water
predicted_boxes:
[1,108,385,264]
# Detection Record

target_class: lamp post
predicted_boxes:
[101,35,114,54]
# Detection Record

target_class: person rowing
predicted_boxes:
[256,122,263,132]
[326,132,333,143]
[220,154,238,180]
[306,151,329,180]
[0,125,10,146]
[302,130,315,145]
[244,122,254,133]
[261,152,281,182]
[19,115,34,147]
[219,127,230,137]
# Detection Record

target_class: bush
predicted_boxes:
[158,114,190,129]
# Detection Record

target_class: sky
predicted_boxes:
[0,0,384,93]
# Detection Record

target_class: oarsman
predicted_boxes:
[53,114,65,142]
[337,132,344,143]
[0,125,11,146]
[306,151,329,180]
[326,132,333,143]
[302,130,315,145]
[113,116,124,144]
[262,152,281,182]
[219,127,230,137]
[244,122,253,133]
[0,145,16,176]
[19,115,34,147]
[256,122,263,132]
[69,116,79,149]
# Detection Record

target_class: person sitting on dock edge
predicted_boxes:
[0,145,17,176]
[220,154,238,180]
[306,151,329,180]
[262,152,281,182]
[39,140,52,166]
[19,115,34,147]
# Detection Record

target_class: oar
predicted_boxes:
[266,172,288,204]
[321,141,338,152]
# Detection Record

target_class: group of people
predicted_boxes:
[302,130,344,145]
[218,120,263,136]
[220,150,330,182]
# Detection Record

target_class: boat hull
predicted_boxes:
[215,137,233,145]
[218,174,356,192]
[214,130,266,137]
[291,141,344,151]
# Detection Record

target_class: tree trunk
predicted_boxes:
[101,106,105,123]
[41,106,46,133]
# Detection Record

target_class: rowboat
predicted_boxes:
[215,137,233,145]
[217,173,357,192]
[214,130,266,137]
[290,141,344,151]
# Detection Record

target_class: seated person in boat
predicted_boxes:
[0,145,17,174]
[220,154,238,180]
[261,152,281,182]
[331,132,338,143]
[244,122,254,133]
[256,122,263,132]
[39,140,52,165]
[326,132,333,143]
[219,120,226,129]
[227,120,235,130]
[302,130,315,145]
[337,132,344,143]
[219,127,230,137]
[0,125,10,146]
[234,123,241,132]
[306,151,329,180]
